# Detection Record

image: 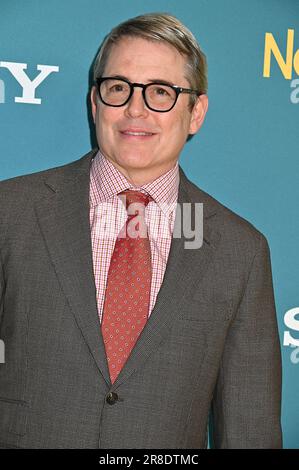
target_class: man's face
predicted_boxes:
[91,36,208,185]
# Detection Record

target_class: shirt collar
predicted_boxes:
[90,150,179,214]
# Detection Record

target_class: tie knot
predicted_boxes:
[119,190,152,210]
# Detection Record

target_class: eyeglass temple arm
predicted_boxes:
[176,87,202,96]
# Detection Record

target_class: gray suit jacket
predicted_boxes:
[0,149,282,448]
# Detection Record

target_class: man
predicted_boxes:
[0,13,282,448]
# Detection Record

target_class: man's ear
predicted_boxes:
[188,94,208,135]
[90,86,98,124]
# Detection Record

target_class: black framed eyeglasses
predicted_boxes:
[95,77,201,112]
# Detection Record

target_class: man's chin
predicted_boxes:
[111,155,154,171]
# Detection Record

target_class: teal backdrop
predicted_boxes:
[1,0,298,448]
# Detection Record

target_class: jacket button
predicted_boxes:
[106,392,118,405]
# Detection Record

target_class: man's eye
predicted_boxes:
[109,84,124,93]
[154,87,169,96]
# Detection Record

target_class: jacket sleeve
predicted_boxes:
[211,233,283,448]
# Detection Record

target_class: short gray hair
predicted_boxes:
[93,12,207,108]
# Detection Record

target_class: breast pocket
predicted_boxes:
[178,298,233,324]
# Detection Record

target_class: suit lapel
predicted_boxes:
[35,154,220,389]
[112,168,221,389]
[35,151,111,385]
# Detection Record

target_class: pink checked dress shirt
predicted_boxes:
[89,150,179,323]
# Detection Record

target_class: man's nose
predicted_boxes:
[124,87,149,118]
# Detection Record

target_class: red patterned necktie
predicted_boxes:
[101,190,152,384]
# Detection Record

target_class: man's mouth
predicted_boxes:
[122,131,154,136]
[120,129,156,137]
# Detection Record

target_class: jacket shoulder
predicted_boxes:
[0,150,95,248]
[183,173,269,248]
[0,150,94,198]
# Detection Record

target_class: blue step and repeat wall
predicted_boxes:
[1,0,298,448]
